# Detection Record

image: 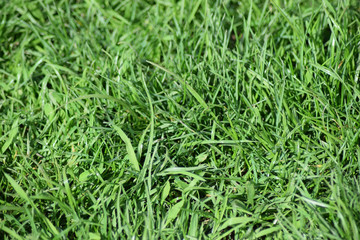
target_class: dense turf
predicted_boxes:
[1,0,360,239]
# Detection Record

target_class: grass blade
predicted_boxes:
[112,124,140,171]
[165,200,184,227]
[146,60,209,110]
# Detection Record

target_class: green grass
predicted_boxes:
[1,0,359,239]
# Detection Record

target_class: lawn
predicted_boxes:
[1,0,360,239]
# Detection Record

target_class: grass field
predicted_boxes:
[1,0,360,239]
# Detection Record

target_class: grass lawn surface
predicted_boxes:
[1,0,360,239]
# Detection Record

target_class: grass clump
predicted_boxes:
[1,0,360,239]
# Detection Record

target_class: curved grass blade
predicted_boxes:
[112,124,140,171]
[165,199,184,227]
[146,60,209,110]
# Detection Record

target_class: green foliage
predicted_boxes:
[1,0,359,239]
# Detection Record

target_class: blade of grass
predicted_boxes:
[112,124,140,172]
